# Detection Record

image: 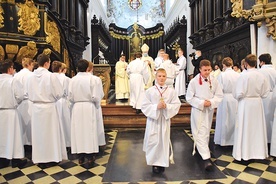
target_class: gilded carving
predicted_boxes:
[43,48,52,56]
[17,0,40,36]
[0,5,4,29]
[93,65,111,101]
[231,0,242,18]
[63,49,70,69]
[231,0,276,40]
[265,16,276,40]
[45,18,61,53]
[16,41,37,64]
[0,45,5,61]
[5,44,18,60]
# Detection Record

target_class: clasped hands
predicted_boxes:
[157,101,167,109]
[204,100,211,107]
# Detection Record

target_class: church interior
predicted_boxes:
[0,0,276,183]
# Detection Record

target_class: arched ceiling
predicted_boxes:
[107,0,166,28]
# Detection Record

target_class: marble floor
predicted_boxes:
[0,128,275,184]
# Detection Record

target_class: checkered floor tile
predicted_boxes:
[0,129,275,184]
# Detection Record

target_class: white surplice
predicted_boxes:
[127,58,149,109]
[69,72,104,154]
[270,86,276,156]
[27,68,67,163]
[175,55,187,96]
[14,68,33,145]
[142,84,181,167]
[115,60,129,99]
[0,74,24,159]
[214,68,240,146]
[186,74,223,160]
[259,65,276,143]
[159,60,179,88]
[56,73,71,147]
[232,68,270,161]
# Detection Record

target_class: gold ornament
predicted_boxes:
[17,0,40,36]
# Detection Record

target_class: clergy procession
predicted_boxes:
[0,44,276,175]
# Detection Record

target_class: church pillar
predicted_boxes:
[60,0,68,22]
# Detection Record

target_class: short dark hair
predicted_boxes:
[222,57,233,67]
[258,53,271,64]
[135,52,142,58]
[245,54,257,67]
[77,59,89,72]
[0,59,13,74]
[199,59,211,68]
[51,61,62,72]
[37,54,50,67]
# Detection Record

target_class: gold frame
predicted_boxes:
[231,0,276,40]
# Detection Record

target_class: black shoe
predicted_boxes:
[11,159,27,168]
[0,158,10,169]
[136,109,142,114]
[88,156,96,166]
[78,157,85,164]
[204,159,212,171]
[159,166,165,173]
[152,166,161,174]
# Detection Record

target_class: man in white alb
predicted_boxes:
[27,54,67,167]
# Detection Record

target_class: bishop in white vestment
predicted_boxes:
[141,44,155,89]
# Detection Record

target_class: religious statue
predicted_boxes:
[17,0,40,36]
[16,41,38,64]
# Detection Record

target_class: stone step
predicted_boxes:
[101,102,193,128]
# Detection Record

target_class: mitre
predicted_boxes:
[141,43,149,52]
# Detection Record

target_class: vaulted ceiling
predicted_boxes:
[106,0,166,28]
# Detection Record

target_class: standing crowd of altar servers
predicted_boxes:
[0,54,105,168]
[0,42,276,171]
[115,43,276,166]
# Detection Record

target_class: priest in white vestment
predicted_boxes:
[14,58,34,145]
[127,52,149,114]
[141,43,155,89]
[175,48,187,100]
[232,54,270,161]
[159,53,179,88]
[186,59,223,170]
[27,54,67,165]
[0,59,26,168]
[258,53,276,143]
[142,68,181,174]
[214,57,240,146]
[69,59,104,165]
[115,54,130,100]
